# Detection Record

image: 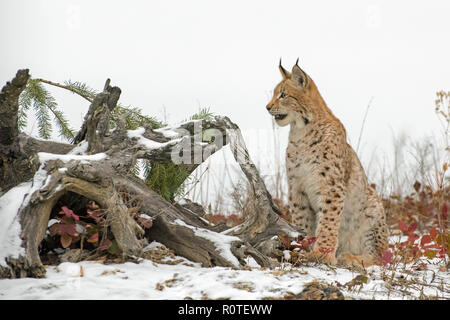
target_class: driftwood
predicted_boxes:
[0,69,304,279]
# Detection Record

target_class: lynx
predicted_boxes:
[266,60,388,267]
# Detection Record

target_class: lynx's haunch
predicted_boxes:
[266,60,388,267]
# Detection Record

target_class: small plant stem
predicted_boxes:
[356,96,374,154]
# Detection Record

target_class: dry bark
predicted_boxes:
[0,70,303,279]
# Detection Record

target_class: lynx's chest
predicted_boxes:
[285,128,323,183]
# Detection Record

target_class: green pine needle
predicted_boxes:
[111,104,165,130]
[188,107,214,121]
[19,79,76,139]
[63,80,97,101]
[145,162,190,202]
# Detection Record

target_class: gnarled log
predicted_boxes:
[0,70,303,278]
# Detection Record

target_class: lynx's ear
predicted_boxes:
[291,59,307,88]
[279,58,290,80]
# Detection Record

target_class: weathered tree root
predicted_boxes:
[0,70,303,278]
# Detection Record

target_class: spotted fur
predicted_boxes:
[266,61,388,267]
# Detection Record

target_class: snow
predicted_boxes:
[38,152,107,163]
[0,183,29,266]
[173,219,242,267]
[0,160,54,266]
[153,127,181,139]
[47,219,60,228]
[127,127,181,150]
[143,241,167,251]
[283,250,291,261]
[67,141,89,155]
[139,213,152,220]
[0,249,448,300]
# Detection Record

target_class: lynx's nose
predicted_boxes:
[266,104,272,111]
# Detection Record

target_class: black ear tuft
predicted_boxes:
[279,58,290,79]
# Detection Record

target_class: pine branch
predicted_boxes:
[33,98,52,139]
[46,104,75,140]
[188,107,214,121]
[18,86,32,130]
[111,104,165,130]
[145,162,190,202]
[35,78,164,130]
[26,79,53,139]
[19,79,75,139]
[19,77,165,142]
[34,78,94,103]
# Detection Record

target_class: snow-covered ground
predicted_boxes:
[0,242,448,300]
[0,131,448,300]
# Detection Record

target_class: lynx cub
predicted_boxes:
[266,60,388,267]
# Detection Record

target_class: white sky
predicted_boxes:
[1,0,449,206]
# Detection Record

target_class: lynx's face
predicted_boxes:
[266,61,314,128]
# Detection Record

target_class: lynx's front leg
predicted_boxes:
[288,187,316,237]
[308,183,346,265]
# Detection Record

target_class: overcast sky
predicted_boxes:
[1,0,449,206]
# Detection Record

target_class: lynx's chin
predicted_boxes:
[274,113,291,127]
[274,114,287,121]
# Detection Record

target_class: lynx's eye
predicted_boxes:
[278,92,287,99]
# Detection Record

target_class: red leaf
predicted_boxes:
[398,221,408,234]
[420,235,432,246]
[307,237,317,246]
[87,232,99,243]
[138,217,153,229]
[87,209,105,226]
[279,234,290,249]
[407,222,418,233]
[408,233,419,244]
[441,203,448,219]
[381,250,393,266]
[299,239,310,249]
[61,205,73,216]
[429,227,437,239]
[399,241,408,248]
[58,222,78,237]
[61,206,79,221]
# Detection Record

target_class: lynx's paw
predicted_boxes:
[337,253,375,270]
[305,249,337,265]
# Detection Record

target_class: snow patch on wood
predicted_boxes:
[173,219,241,267]
[127,127,181,150]
[38,152,107,163]
[0,183,30,266]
